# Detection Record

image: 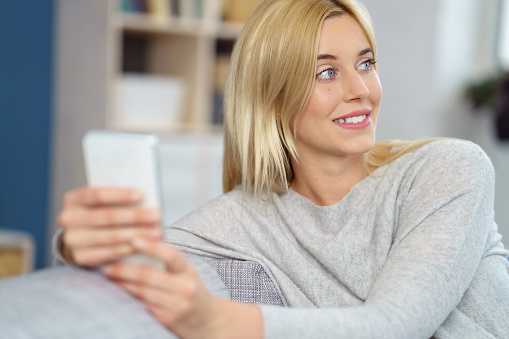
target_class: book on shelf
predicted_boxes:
[119,0,223,22]
[223,0,262,23]
[121,0,172,21]
[134,0,149,13]
[147,0,171,23]
[202,0,223,22]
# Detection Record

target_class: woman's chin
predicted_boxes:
[343,136,376,156]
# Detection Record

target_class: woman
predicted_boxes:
[57,0,509,338]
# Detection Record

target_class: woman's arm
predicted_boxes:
[259,142,506,338]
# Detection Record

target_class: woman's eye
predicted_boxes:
[317,68,336,80]
[358,59,376,71]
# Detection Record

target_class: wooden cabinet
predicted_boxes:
[0,229,34,279]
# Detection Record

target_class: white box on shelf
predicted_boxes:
[116,73,187,130]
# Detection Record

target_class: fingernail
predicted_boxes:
[144,210,160,222]
[132,238,146,248]
[131,190,142,201]
[102,265,113,275]
[171,259,184,272]
[148,227,162,238]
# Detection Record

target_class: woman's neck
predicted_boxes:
[290,154,368,206]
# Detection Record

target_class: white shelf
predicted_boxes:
[117,13,243,38]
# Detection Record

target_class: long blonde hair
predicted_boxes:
[223,0,433,195]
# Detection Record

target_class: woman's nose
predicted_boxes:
[343,72,370,102]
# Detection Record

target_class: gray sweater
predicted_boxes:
[166,139,509,338]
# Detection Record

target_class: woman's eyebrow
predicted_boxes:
[358,47,373,56]
[317,48,373,61]
[317,53,336,61]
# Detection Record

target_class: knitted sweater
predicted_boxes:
[166,139,509,338]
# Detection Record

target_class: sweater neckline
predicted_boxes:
[286,163,387,209]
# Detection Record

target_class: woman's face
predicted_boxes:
[294,14,382,160]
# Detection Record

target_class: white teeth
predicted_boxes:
[334,114,367,124]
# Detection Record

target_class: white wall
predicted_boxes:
[159,134,223,225]
[362,0,509,243]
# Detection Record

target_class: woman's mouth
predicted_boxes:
[332,109,372,130]
[333,114,368,124]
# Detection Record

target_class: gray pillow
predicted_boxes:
[0,254,230,339]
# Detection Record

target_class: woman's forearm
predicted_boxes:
[212,299,264,339]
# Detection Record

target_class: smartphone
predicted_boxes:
[82,130,166,270]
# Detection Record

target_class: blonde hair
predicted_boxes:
[223,0,433,195]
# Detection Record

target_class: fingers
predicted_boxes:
[104,263,196,295]
[116,280,183,310]
[71,232,165,267]
[58,187,165,268]
[147,303,183,329]
[103,244,202,329]
[131,238,187,273]
[62,187,143,208]
[116,281,191,327]
[115,279,191,328]
[103,262,201,313]
[63,225,162,248]
[102,241,192,285]
[101,240,197,290]
[73,244,135,267]
[63,225,163,266]
[59,206,161,229]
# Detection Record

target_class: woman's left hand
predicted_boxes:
[101,238,230,339]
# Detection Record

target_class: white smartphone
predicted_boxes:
[82,130,166,270]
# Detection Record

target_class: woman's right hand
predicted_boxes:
[57,187,163,267]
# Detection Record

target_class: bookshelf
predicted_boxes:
[49,0,261,263]
[113,0,245,133]
[53,1,263,136]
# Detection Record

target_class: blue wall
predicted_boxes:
[0,1,54,269]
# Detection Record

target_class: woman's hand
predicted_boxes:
[102,239,264,339]
[57,187,163,267]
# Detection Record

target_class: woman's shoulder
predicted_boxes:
[414,138,488,161]
[389,138,492,174]
[391,138,495,192]
[181,188,244,218]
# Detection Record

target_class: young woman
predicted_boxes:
[56,0,509,338]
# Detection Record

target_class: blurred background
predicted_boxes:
[0,0,508,277]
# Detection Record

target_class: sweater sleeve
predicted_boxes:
[260,140,500,338]
[51,228,70,266]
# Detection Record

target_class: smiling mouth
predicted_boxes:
[333,114,368,124]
